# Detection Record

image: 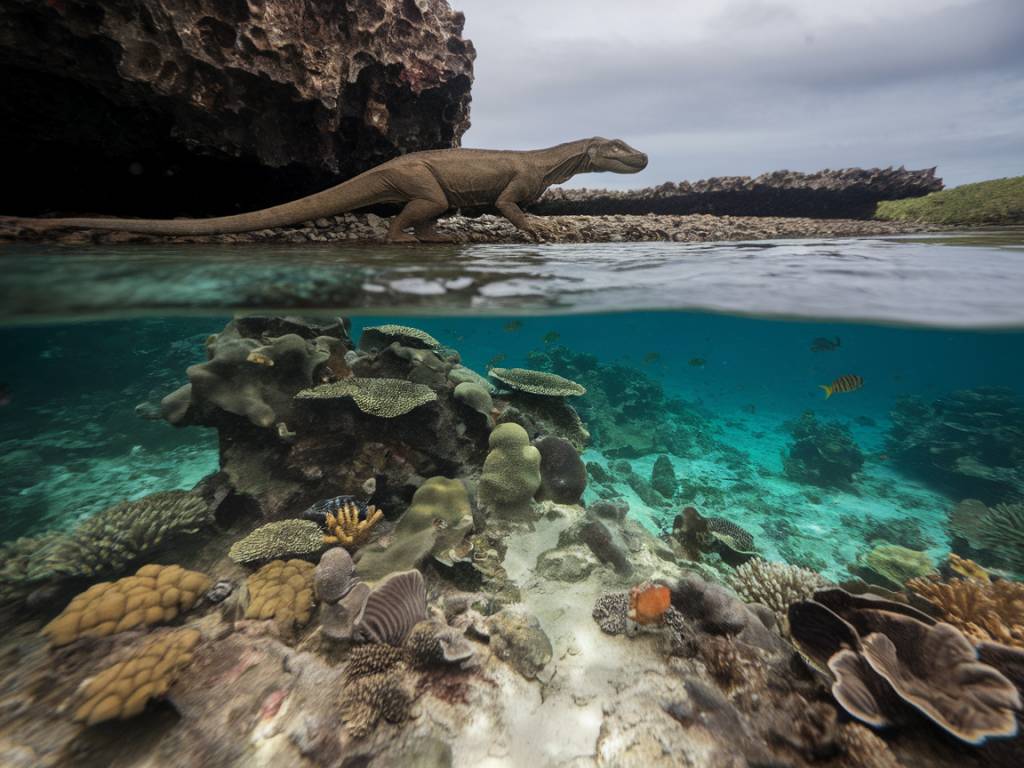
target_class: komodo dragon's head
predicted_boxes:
[585,138,648,173]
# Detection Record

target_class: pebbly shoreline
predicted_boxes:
[0,212,939,246]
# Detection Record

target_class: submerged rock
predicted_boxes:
[485,608,553,680]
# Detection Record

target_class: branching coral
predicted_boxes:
[344,644,406,683]
[42,564,210,647]
[72,628,201,725]
[295,377,437,417]
[322,501,384,549]
[340,672,412,739]
[907,576,1024,648]
[727,559,829,632]
[592,591,630,635]
[228,519,324,564]
[41,491,212,580]
[244,559,316,630]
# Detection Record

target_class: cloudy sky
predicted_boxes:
[450,0,1024,188]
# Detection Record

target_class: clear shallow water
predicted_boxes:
[2,233,1023,764]
[2,229,1023,326]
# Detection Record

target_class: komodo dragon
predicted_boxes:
[4,137,647,243]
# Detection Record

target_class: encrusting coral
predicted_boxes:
[41,491,212,581]
[244,559,316,630]
[71,628,201,725]
[488,367,586,397]
[727,559,829,633]
[477,423,542,518]
[42,564,210,647]
[907,575,1024,648]
[322,500,384,549]
[228,519,325,564]
[295,377,437,417]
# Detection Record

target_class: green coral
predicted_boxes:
[477,423,542,518]
[489,367,586,397]
[359,324,442,351]
[860,543,935,590]
[295,378,437,417]
[228,519,325,564]
[454,382,493,419]
[33,491,213,582]
[448,365,495,392]
[355,477,474,581]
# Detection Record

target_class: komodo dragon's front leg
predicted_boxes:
[496,178,547,243]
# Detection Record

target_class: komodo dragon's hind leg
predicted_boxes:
[413,219,458,243]
[386,199,449,243]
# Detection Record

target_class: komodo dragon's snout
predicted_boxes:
[3,137,650,244]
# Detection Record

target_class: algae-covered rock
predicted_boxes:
[485,608,553,679]
[355,477,473,581]
[855,543,936,590]
[295,377,437,417]
[651,454,678,499]
[533,435,586,504]
[228,519,325,564]
[477,423,542,518]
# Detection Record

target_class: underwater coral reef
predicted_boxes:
[0,314,1022,767]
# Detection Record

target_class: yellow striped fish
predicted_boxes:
[820,374,863,398]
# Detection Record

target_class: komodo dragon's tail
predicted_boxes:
[4,172,386,236]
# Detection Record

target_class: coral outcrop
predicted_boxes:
[244,559,316,631]
[783,411,864,487]
[887,388,1024,503]
[477,423,542,518]
[532,167,942,219]
[533,435,586,504]
[0,0,474,217]
[228,520,325,564]
[42,564,210,647]
[72,628,202,725]
[650,454,678,500]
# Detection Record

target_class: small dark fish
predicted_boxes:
[688,357,705,367]
[820,374,863,399]
[301,495,369,525]
[486,353,507,370]
[504,320,523,333]
[542,331,560,344]
[811,336,841,352]
[643,352,661,365]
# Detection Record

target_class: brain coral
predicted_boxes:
[478,423,542,518]
[228,519,325,564]
[295,377,437,417]
[489,367,586,397]
[72,628,201,725]
[42,564,210,647]
[358,324,442,352]
[43,491,212,580]
[245,559,316,630]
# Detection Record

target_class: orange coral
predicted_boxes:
[948,553,990,584]
[907,576,1024,649]
[628,582,671,625]
[323,501,384,549]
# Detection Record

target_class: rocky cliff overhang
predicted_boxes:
[0,0,474,217]
[532,167,943,219]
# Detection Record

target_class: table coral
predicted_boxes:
[358,324,442,352]
[228,519,325,564]
[488,367,586,397]
[295,377,437,417]
[244,559,316,630]
[72,628,201,725]
[907,576,1024,648]
[42,564,210,647]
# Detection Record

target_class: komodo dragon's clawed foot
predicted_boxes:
[386,233,420,244]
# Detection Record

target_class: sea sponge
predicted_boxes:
[628,582,671,625]
[859,544,935,590]
[340,671,412,739]
[244,559,316,630]
[489,367,586,397]
[72,628,201,725]
[355,476,474,581]
[727,559,829,633]
[907,576,1024,648]
[533,435,587,504]
[358,324,442,352]
[228,519,325,564]
[477,423,542,518]
[42,564,210,647]
[353,569,428,646]
[295,377,437,417]
[42,491,212,580]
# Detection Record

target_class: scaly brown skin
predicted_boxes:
[3,138,648,244]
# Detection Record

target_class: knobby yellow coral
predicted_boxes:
[245,559,316,630]
[42,564,210,647]
[907,576,1024,649]
[323,501,384,549]
[72,628,201,725]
